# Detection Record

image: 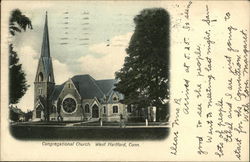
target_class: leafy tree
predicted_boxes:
[9,44,29,104]
[115,8,170,121]
[9,9,32,36]
[9,9,32,104]
[9,108,19,122]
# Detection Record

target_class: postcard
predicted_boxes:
[1,0,249,161]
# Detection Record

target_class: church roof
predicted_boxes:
[41,57,53,77]
[71,74,104,99]
[50,84,65,101]
[50,74,122,102]
[95,79,116,95]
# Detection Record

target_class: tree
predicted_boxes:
[9,107,19,122]
[9,9,33,36]
[115,8,170,121]
[9,9,32,104]
[9,44,29,104]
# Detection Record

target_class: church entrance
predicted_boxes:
[92,104,99,118]
[36,105,43,118]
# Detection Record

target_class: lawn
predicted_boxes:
[10,124,169,141]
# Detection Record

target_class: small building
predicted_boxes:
[9,105,25,122]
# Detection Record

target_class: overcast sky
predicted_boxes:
[6,1,173,112]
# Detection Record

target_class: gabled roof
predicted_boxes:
[95,79,116,95]
[107,90,124,104]
[38,95,47,108]
[51,74,123,102]
[71,74,104,99]
[50,84,65,101]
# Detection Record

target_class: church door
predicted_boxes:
[92,105,99,118]
[36,105,43,118]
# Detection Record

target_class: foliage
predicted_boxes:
[115,8,170,121]
[9,9,33,36]
[9,9,32,104]
[9,108,19,122]
[9,44,29,104]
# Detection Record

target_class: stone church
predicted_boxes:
[33,13,131,122]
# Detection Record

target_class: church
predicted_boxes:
[32,13,130,122]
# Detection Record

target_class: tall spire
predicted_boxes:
[41,11,50,58]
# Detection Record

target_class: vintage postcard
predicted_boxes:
[1,0,249,161]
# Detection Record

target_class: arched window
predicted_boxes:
[92,104,99,118]
[48,74,51,82]
[51,105,56,113]
[38,72,44,82]
[113,105,118,113]
[85,104,90,113]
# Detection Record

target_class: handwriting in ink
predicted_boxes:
[204,30,215,56]
[172,98,181,128]
[225,102,232,119]
[234,55,246,101]
[227,26,239,52]
[234,121,247,134]
[207,120,213,135]
[195,45,204,77]
[206,75,215,108]
[196,136,208,155]
[184,1,192,19]
[170,131,179,155]
[194,84,202,98]
[215,142,224,158]
[234,138,242,160]
[224,12,230,21]
[216,98,226,127]
[197,103,202,117]
[224,55,236,75]
[240,29,249,76]
[202,5,217,26]
[183,79,190,114]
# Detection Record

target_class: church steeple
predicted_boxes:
[41,11,50,58]
[35,12,55,83]
[34,12,55,121]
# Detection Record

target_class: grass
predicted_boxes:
[10,124,169,140]
[13,121,167,126]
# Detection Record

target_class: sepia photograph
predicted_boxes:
[8,3,170,140]
[1,1,249,161]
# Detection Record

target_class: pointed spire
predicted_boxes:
[41,11,50,58]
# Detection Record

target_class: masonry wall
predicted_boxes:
[103,103,127,122]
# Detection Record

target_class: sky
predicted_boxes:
[7,1,173,112]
